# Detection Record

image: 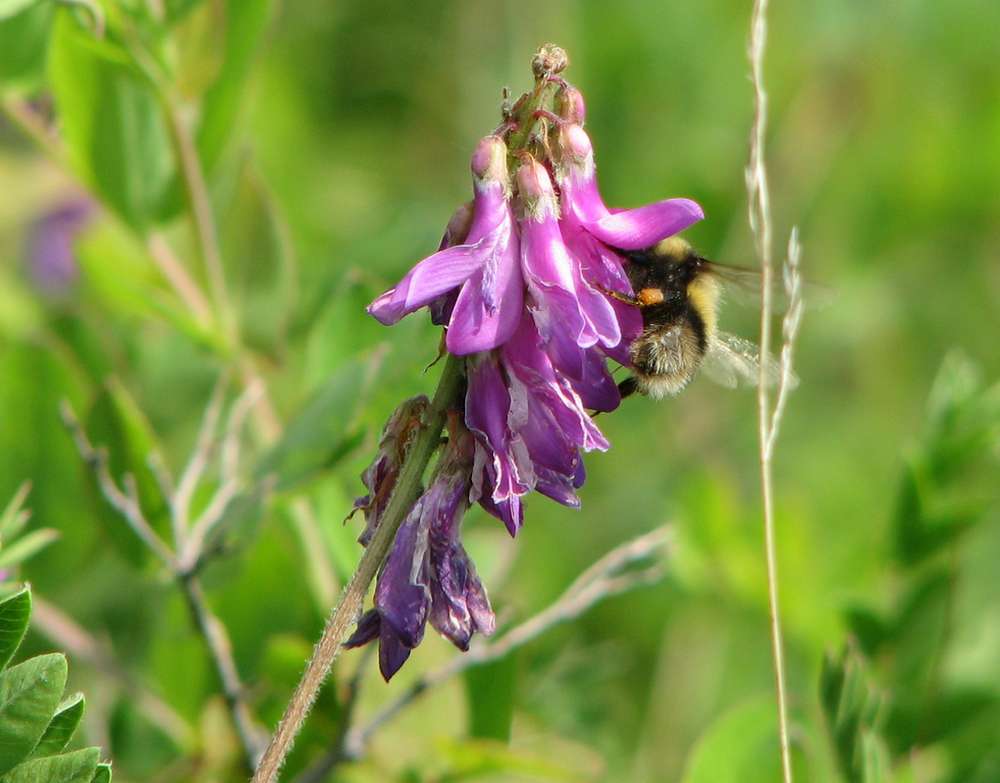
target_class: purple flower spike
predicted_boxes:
[354,71,710,679]
[368,136,523,355]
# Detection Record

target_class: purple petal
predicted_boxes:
[466,357,534,509]
[477,491,524,537]
[368,241,492,326]
[344,609,381,648]
[534,466,582,508]
[446,211,524,354]
[583,198,704,251]
[374,509,429,648]
[378,626,413,681]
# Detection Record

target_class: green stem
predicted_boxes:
[251,352,466,783]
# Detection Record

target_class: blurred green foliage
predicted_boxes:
[1,0,998,781]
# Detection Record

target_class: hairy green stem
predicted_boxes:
[251,352,466,783]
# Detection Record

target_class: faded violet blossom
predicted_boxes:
[351,395,428,546]
[349,69,703,678]
[346,418,494,680]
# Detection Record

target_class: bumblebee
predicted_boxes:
[606,237,777,400]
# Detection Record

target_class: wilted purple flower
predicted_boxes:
[353,73,703,678]
[351,395,428,546]
[25,198,93,296]
[346,418,494,680]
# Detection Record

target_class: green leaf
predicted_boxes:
[31,694,85,758]
[0,1,52,88]
[48,10,174,229]
[434,738,590,782]
[0,747,100,783]
[90,763,111,783]
[0,529,59,571]
[74,221,225,352]
[463,654,516,743]
[0,588,31,671]
[859,731,889,783]
[0,483,32,540]
[196,0,271,175]
[157,0,273,219]
[0,654,69,774]
[682,698,805,783]
[254,361,368,491]
[0,0,38,21]
[820,647,886,783]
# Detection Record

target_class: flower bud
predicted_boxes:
[470,135,509,187]
[531,43,569,79]
[558,123,595,172]
[556,85,586,124]
[516,157,558,221]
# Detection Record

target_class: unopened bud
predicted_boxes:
[471,135,509,184]
[556,85,586,124]
[516,157,559,221]
[532,43,569,79]
[560,123,593,163]
[516,157,555,200]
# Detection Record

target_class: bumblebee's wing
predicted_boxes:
[703,260,831,312]
[702,332,788,389]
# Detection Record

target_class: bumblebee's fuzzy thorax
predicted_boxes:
[686,273,720,340]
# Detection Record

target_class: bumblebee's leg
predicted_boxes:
[595,284,641,306]
[618,376,639,399]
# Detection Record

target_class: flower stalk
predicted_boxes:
[251,353,465,783]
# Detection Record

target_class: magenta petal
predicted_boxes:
[584,198,704,250]
[446,219,523,355]
[401,240,494,310]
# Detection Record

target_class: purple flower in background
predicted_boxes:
[25,198,93,296]
[352,72,703,678]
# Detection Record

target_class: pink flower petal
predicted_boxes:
[583,198,704,250]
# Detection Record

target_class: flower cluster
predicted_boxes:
[351,73,703,679]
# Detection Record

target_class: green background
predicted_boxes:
[1,0,998,781]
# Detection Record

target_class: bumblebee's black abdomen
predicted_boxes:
[626,305,709,399]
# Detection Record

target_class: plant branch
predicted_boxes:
[31,595,194,748]
[180,572,267,770]
[61,396,266,771]
[328,526,671,766]
[160,92,235,343]
[147,233,215,328]
[746,1,795,780]
[61,401,178,570]
[251,352,467,783]
[293,646,375,783]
